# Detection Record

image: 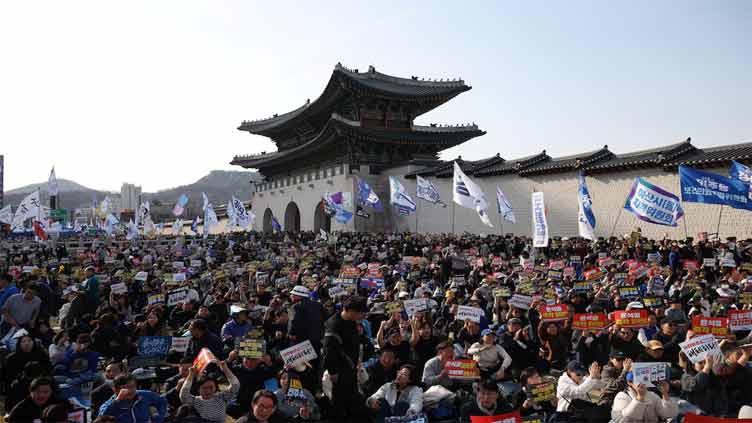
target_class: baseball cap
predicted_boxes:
[508,318,523,325]
[609,349,627,359]
[481,329,495,337]
[290,285,310,298]
[566,361,587,375]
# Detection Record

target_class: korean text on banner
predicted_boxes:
[455,305,484,323]
[680,334,720,364]
[572,313,609,331]
[445,359,481,380]
[539,304,569,322]
[624,177,684,226]
[680,165,752,211]
[193,348,216,374]
[280,340,318,368]
[632,362,668,388]
[691,316,729,337]
[611,310,650,328]
[684,412,752,423]
[470,411,522,423]
[509,294,533,310]
[403,299,429,318]
[531,192,549,247]
[729,310,752,331]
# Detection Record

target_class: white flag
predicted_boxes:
[531,192,549,247]
[577,173,596,240]
[319,228,328,240]
[226,199,237,229]
[12,190,41,230]
[126,219,138,240]
[172,218,183,236]
[416,175,441,204]
[496,186,516,223]
[0,205,12,224]
[202,192,218,238]
[453,162,493,227]
[231,197,252,229]
[389,177,416,215]
[48,167,58,196]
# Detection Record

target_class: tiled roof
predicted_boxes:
[405,154,502,178]
[519,146,613,176]
[338,64,470,97]
[473,151,550,176]
[584,138,695,173]
[662,142,752,168]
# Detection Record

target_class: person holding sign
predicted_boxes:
[459,378,516,422]
[179,358,240,423]
[467,329,512,381]
[611,372,677,423]
[273,369,321,421]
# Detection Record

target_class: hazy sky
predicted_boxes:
[1,1,749,193]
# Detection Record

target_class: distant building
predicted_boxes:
[109,194,122,216]
[121,183,141,211]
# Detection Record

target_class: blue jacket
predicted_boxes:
[221,319,252,340]
[99,390,167,423]
[0,283,19,309]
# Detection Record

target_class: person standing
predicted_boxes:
[287,285,325,355]
[82,266,100,313]
[323,295,368,421]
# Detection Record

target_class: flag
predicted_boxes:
[531,192,549,247]
[729,160,752,200]
[495,186,516,223]
[453,162,493,227]
[48,167,58,197]
[680,165,752,211]
[136,201,150,228]
[33,220,48,241]
[323,193,353,224]
[271,215,282,232]
[98,196,110,218]
[231,197,252,229]
[226,199,237,229]
[0,205,12,224]
[202,193,218,239]
[105,213,119,237]
[172,194,189,216]
[319,228,328,240]
[578,173,596,240]
[191,216,201,234]
[389,176,416,216]
[624,177,684,226]
[416,175,441,204]
[126,219,138,240]
[357,178,383,211]
[172,218,183,236]
[12,190,41,230]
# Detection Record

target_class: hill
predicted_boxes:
[6,178,93,195]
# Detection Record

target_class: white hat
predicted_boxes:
[740,405,752,419]
[290,285,310,298]
[626,301,644,310]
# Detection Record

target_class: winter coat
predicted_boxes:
[556,372,603,412]
[611,389,678,423]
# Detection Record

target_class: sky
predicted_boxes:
[1,1,750,193]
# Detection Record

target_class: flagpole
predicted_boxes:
[415,197,420,234]
[682,214,689,239]
[451,200,456,234]
[609,207,624,238]
[716,205,724,238]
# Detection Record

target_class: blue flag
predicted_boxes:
[680,165,752,211]
[271,216,282,232]
[578,173,596,240]
[729,160,752,184]
[624,178,684,226]
[389,177,416,215]
[191,216,200,234]
[358,178,383,212]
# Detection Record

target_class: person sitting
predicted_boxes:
[99,374,167,423]
[235,389,286,423]
[517,367,557,418]
[422,340,456,389]
[363,346,398,396]
[556,360,603,413]
[179,359,240,423]
[184,318,225,360]
[5,377,63,423]
[56,333,100,394]
[611,373,678,422]
[460,378,516,422]
[273,369,320,421]
[366,364,424,423]
[467,328,512,380]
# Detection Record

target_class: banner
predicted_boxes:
[624,177,684,226]
[404,298,429,318]
[684,412,752,423]
[578,172,596,240]
[193,348,216,373]
[456,305,484,323]
[280,340,318,368]
[632,362,669,388]
[680,334,720,364]
[470,412,522,423]
[729,310,752,331]
[172,193,189,216]
[239,338,266,359]
[0,205,12,224]
[390,176,416,215]
[531,192,548,247]
[357,178,383,211]
[171,337,189,352]
[692,316,729,337]
[416,175,441,204]
[572,313,609,331]
[509,294,533,310]
[445,359,481,380]
[540,304,569,322]
[11,190,41,230]
[611,310,649,328]
[138,336,172,357]
[527,382,555,403]
[496,186,516,223]
[680,165,752,211]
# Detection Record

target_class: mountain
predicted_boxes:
[2,170,259,215]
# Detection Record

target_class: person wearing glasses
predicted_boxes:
[460,378,515,422]
[236,389,284,423]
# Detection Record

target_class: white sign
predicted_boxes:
[509,294,533,310]
[135,271,149,281]
[455,305,483,323]
[531,192,549,248]
[172,261,185,269]
[190,259,202,268]
[171,337,190,353]
[280,340,318,368]
[22,266,37,273]
[632,362,668,387]
[168,288,190,306]
[110,282,127,295]
[703,258,716,268]
[680,334,721,364]
[403,298,429,317]
[721,258,737,268]
[328,286,346,298]
[173,273,186,282]
[730,311,752,331]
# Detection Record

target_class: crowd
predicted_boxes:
[1,229,752,423]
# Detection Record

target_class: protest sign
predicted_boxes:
[360,277,385,290]
[148,294,165,306]
[729,310,752,331]
[680,334,721,364]
[384,415,429,423]
[493,287,511,298]
[585,269,605,281]
[456,305,484,323]
[452,275,467,286]
[470,411,522,423]
[684,412,752,423]
[110,282,127,295]
[721,258,737,268]
[193,348,216,373]
[135,271,149,281]
[527,382,555,403]
[549,260,565,270]
[573,281,592,293]
[167,288,189,306]
[239,338,266,359]
[137,336,172,357]
[274,277,290,288]
[572,313,609,331]
[280,340,318,368]
[385,301,403,315]
[598,257,614,267]
[683,260,699,271]
[445,359,481,380]
[547,270,562,280]
[340,265,360,278]
[190,259,202,268]
[692,316,729,337]
[618,286,640,299]
[539,304,568,322]
[171,337,190,353]
[632,362,668,387]
[611,310,649,328]
[328,286,347,298]
[173,272,186,282]
[404,298,429,318]
[647,253,661,264]
[703,258,716,268]
[643,297,665,309]
[509,294,533,310]
[332,277,357,293]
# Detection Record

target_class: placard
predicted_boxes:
[632,362,668,387]
[585,269,605,281]
[611,310,649,328]
[173,272,186,282]
[359,277,385,290]
[135,271,149,281]
[547,270,562,280]
[167,288,190,306]
[509,294,533,310]
[445,359,481,380]
[328,286,347,298]
[138,336,172,357]
[148,294,165,306]
[680,334,720,364]
[618,286,640,299]
[404,298,429,317]
[385,301,403,315]
[190,259,202,268]
[692,316,729,337]
[683,412,752,423]
[470,411,522,423]
[728,310,752,331]
[110,282,127,295]
[683,260,699,271]
[572,313,609,331]
[703,258,716,268]
[171,337,190,353]
[493,287,511,298]
[193,347,216,373]
[172,261,185,269]
[721,258,737,268]
[549,260,565,270]
[573,281,592,293]
[452,275,466,286]
[239,338,266,359]
[340,265,360,278]
[539,304,569,322]
[527,381,555,403]
[643,297,665,309]
[456,305,484,323]
[280,340,318,368]
[332,277,357,294]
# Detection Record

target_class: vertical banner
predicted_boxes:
[531,192,548,247]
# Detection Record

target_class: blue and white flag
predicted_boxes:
[231,196,252,229]
[104,213,119,237]
[531,192,549,247]
[126,219,138,240]
[453,162,493,227]
[172,218,183,236]
[729,160,752,200]
[680,165,752,211]
[577,173,596,240]
[389,176,416,215]
[624,177,684,227]
[495,186,516,223]
[0,205,12,224]
[48,167,58,197]
[357,178,383,212]
[201,192,218,238]
[172,194,189,217]
[271,216,282,232]
[324,193,353,224]
[416,175,441,204]
[191,216,201,234]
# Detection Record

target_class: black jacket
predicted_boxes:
[6,397,66,423]
[460,397,516,423]
[323,312,359,376]
[184,331,225,360]
[287,298,325,350]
